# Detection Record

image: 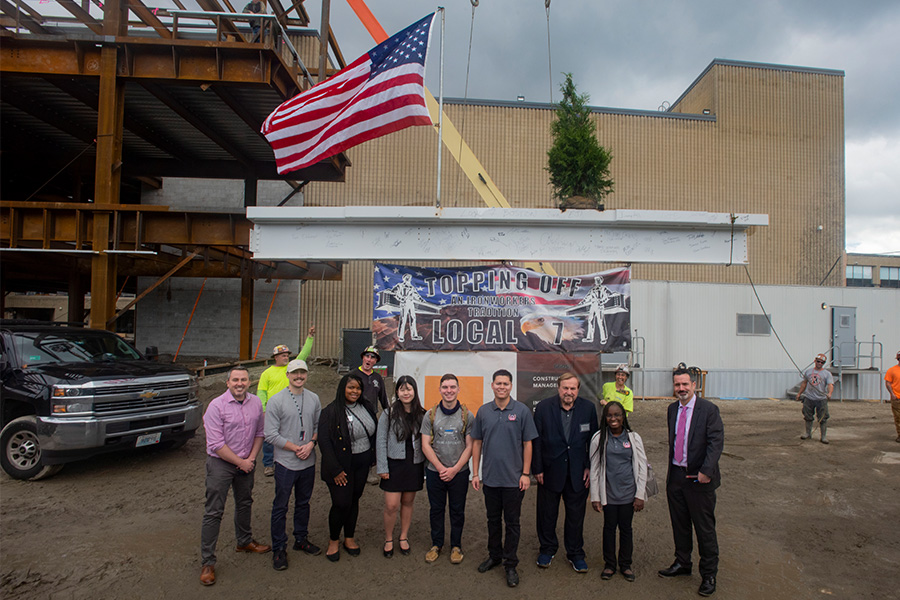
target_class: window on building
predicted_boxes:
[737,313,771,336]
[845,265,873,287]
[880,266,900,288]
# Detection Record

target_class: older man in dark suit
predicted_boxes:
[532,372,599,573]
[658,366,724,597]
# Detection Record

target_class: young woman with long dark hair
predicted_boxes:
[318,373,377,561]
[376,375,426,557]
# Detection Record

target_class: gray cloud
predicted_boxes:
[310,0,899,253]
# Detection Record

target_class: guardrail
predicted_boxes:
[168,10,315,87]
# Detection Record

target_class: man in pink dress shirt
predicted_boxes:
[200,366,271,586]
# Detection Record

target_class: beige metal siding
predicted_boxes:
[632,280,899,373]
[291,33,334,75]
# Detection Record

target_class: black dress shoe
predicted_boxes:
[698,575,716,596]
[658,562,692,577]
[505,567,519,588]
[477,557,502,573]
[325,550,340,562]
[343,543,361,556]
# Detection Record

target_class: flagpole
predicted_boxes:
[436,7,445,209]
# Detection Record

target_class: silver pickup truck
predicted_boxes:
[0,321,202,480]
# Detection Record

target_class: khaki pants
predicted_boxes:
[891,398,900,437]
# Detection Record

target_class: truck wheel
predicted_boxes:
[1,416,61,481]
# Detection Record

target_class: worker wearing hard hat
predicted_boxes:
[601,365,634,413]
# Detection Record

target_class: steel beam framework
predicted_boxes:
[247,207,769,265]
[0,201,342,281]
[2,1,351,356]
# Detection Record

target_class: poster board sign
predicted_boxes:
[393,351,602,414]
[373,264,630,353]
[394,351,516,416]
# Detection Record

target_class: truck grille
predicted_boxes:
[94,393,191,414]
[92,380,188,397]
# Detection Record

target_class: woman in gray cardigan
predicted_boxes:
[589,401,648,582]
[376,375,425,558]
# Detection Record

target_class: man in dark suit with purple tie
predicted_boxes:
[658,366,724,597]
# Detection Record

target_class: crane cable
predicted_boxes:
[546,0,553,103]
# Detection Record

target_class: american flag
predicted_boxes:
[262,13,435,175]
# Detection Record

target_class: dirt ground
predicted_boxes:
[2,365,899,600]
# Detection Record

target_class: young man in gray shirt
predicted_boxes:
[264,359,322,570]
[797,353,834,444]
[421,373,475,565]
[471,369,538,588]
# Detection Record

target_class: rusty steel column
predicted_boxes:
[89,209,117,330]
[89,0,126,331]
[239,262,254,360]
[318,0,330,83]
[68,270,86,324]
[244,178,258,207]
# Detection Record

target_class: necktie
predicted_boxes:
[674,406,688,463]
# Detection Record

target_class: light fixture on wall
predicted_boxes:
[821,302,829,310]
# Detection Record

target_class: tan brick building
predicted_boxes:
[296,59,847,357]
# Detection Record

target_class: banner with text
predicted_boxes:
[373,263,630,352]
[516,353,602,411]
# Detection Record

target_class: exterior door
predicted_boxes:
[831,307,857,367]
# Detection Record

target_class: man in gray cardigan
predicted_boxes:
[265,359,322,571]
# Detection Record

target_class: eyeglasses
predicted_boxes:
[814,360,825,364]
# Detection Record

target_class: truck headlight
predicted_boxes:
[52,386,82,398]
[52,402,92,414]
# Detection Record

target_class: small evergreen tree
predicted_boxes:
[546,73,613,208]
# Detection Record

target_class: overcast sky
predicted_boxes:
[304,0,899,255]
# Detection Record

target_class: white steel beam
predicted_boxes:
[246,207,768,264]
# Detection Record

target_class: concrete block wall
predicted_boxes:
[134,277,303,359]
[137,178,310,358]
[142,178,300,210]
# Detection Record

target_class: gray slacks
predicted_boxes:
[200,455,255,566]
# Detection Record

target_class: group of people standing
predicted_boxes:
[198,345,724,597]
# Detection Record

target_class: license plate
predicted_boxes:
[136,432,161,447]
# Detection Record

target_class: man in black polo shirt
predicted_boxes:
[358,345,388,484]
[357,346,388,411]
[471,369,538,588]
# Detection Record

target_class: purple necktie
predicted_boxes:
[674,406,688,463]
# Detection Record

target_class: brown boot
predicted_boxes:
[200,565,215,586]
